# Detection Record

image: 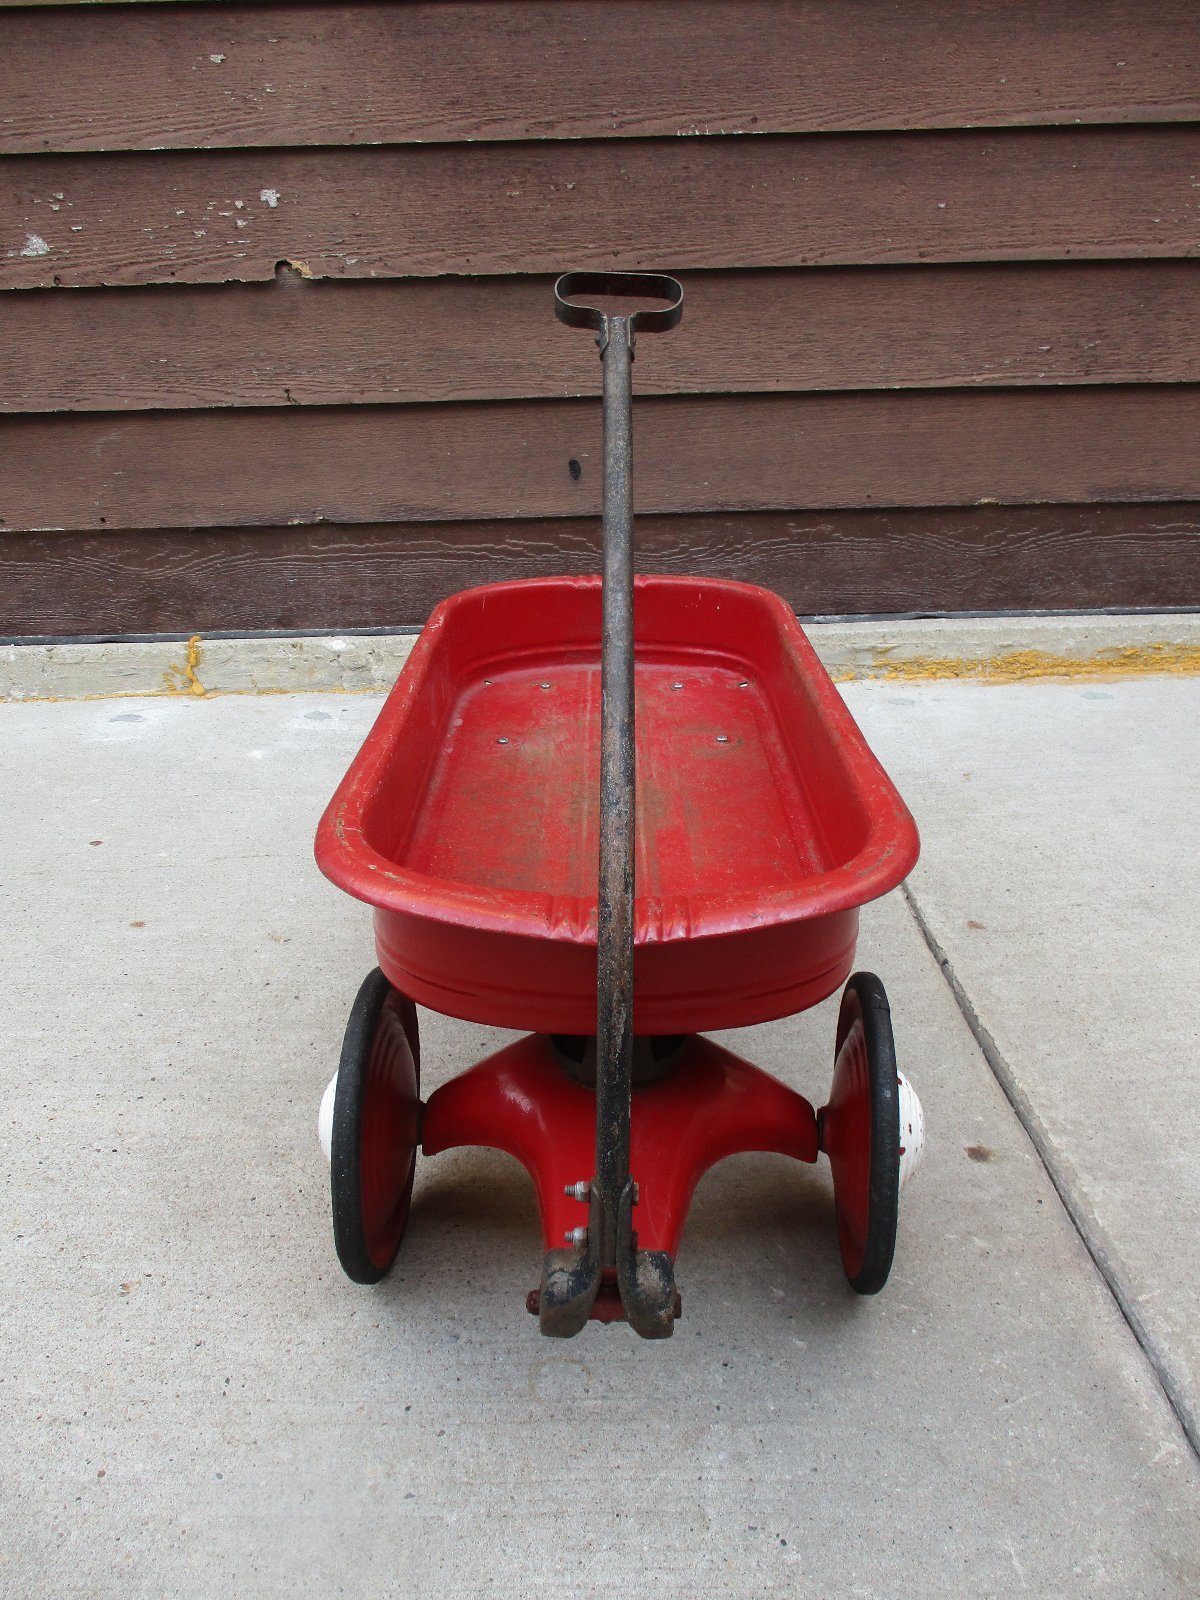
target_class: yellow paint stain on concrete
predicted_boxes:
[162,634,208,697]
[854,642,1200,684]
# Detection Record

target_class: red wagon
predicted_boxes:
[316,273,923,1337]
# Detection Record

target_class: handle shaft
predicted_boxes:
[594,316,636,1262]
[540,273,683,1337]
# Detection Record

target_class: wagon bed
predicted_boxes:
[316,573,918,1034]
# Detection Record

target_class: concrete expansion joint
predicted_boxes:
[899,881,1200,1465]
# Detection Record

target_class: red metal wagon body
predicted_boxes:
[317,573,917,1034]
[315,272,924,1337]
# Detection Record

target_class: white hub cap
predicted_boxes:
[897,1070,925,1190]
[318,1072,338,1164]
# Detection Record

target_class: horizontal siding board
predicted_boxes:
[3,506,1198,635]
[3,388,1199,534]
[4,127,1200,290]
[5,0,1200,153]
[6,262,1200,413]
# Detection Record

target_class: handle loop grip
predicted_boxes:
[554,270,683,335]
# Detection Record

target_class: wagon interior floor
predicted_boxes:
[401,658,833,901]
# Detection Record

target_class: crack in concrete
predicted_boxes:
[900,881,1200,1464]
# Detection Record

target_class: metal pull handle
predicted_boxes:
[539,271,683,1340]
[553,270,683,336]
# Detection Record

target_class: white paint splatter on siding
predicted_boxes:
[260,189,281,208]
[20,233,50,257]
[209,53,226,64]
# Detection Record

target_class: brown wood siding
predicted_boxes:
[1,0,1197,636]
[6,263,1200,413]
[4,507,1198,638]
[7,129,1200,291]
[5,1,1200,152]
[6,388,1199,533]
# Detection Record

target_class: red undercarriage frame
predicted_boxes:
[421,1032,820,1322]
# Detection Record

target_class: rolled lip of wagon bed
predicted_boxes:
[314,800,920,946]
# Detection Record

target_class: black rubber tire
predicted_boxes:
[823,971,901,1295]
[330,968,421,1285]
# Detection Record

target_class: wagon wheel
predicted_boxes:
[330,968,421,1284]
[820,971,900,1295]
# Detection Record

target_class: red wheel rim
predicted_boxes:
[825,992,872,1281]
[359,991,420,1270]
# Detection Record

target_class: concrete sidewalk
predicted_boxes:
[2,682,1198,1598]
[845,677,1200,1457]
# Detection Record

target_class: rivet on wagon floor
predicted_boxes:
[497,736,509,745]
[716,734,730,743]
[539,682,552,690]
[739,680,750,688]
[671,681,684,690]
